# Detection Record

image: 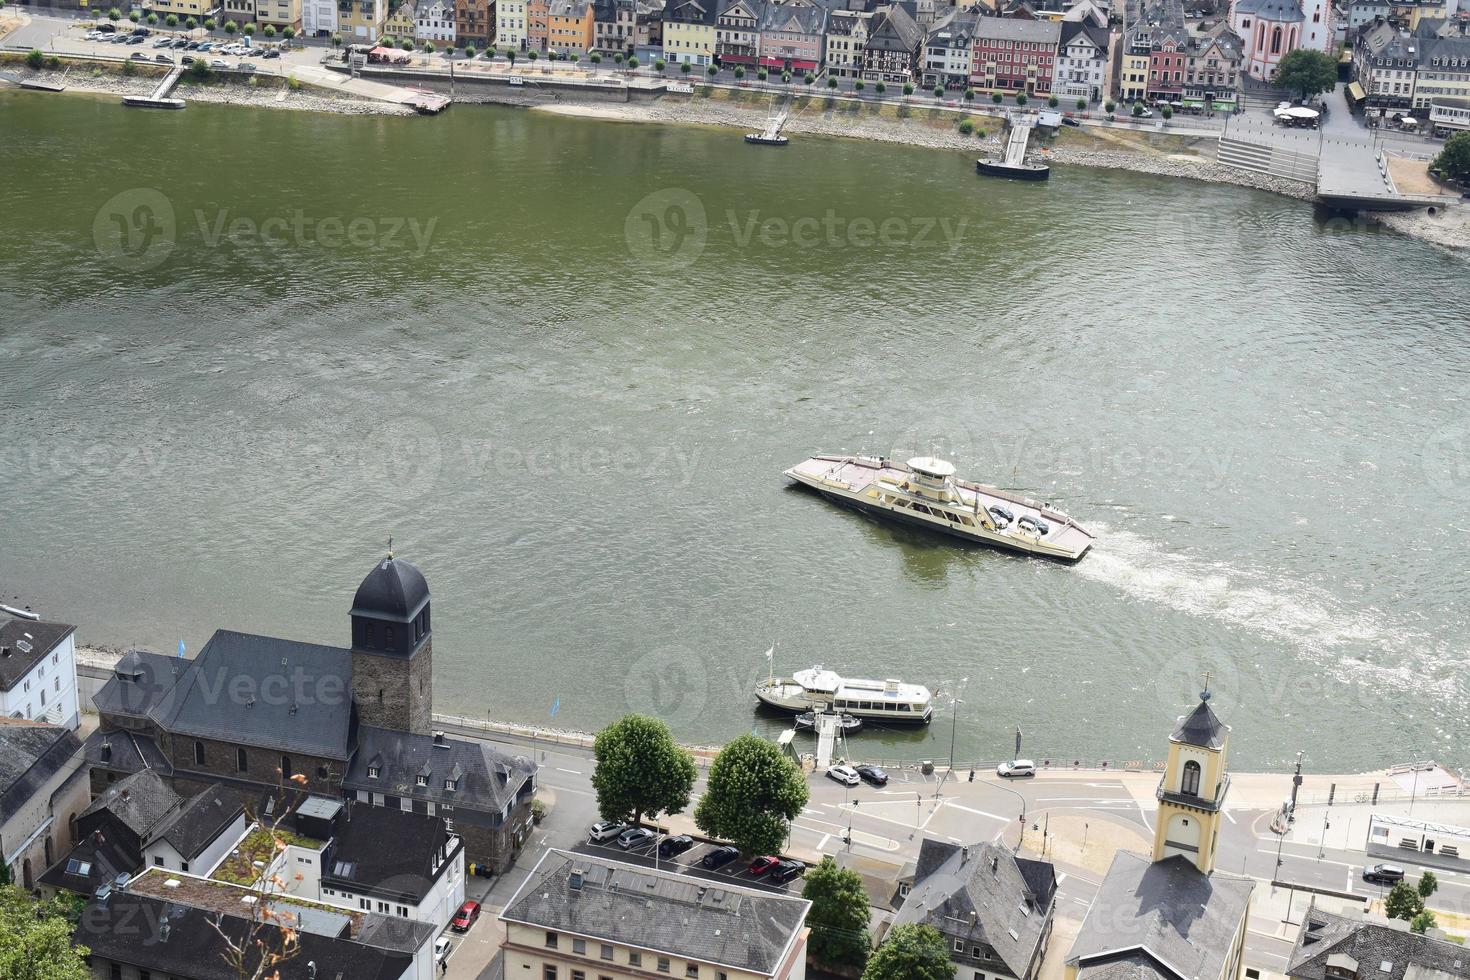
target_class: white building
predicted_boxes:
[303,0,338,37]
[0,616,81,731]
[275,801,466,931]
[415,0,457,40]
[1053,20,1110,102]
[1230,0,1334,81]
[499,0,529,46]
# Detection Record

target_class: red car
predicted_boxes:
[748,856,781,876]
[450,900,481,932]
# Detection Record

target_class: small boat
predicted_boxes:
[793,711,863,734]
[757,664,933,724]
[783,454,1094,562]
[746,106,789,145]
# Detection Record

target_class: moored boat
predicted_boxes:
[793,711,864,734]
[783,454,1094,561]
[756,665,933,724]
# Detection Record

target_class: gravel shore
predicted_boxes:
[13,67,415,115]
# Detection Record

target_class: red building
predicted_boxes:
[970,15,1061,95]
[1147,26,1190,100]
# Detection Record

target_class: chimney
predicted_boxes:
[101,740,112,762]
[0,647,9,659]
[307,962,317,980]
[120,788,130,803]
[433,731,447,747]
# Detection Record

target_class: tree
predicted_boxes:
[828,76,838,89]
[1076,97,1086,110]
[757,67,768,80]
[707,64,718,77]
[1161,104,1173,119]
[0,887,90,980]
[802,71,814,84]
[1411,910,1438,935]
[186,16,198,28]
[526,48,536,60]
[614,51,624,65]
[1047,94,1057,107]
[627,55,638,69]
[963,87,974,101]
[694,734,808,857]
[146,11,158,23]
[1132,101,1145,116]
[203,16,216,29]
[282,26,295,38]
[933,84,943,98]
[263,23,276,36]
[1274,48,1337,102]
[1418,871,1439,900]
[590,51,601,64]
[506,48,516,63]
[242,22,255,34]
[1385,881,1425,922]
[654,57,666,73]
[165,13,179,26]
[991,91,1002,104]
[803,857,872,967]
[861,924,955,980]
[1105,98,1116,113]
[591,714,697,828]
[423,40,435,53]
[108,7,122,20]
[853,78,864,91]
[223,19,237,33]
[681,61,692,74]
[902,81,914,95]
[874,80,885,94]
[400,36,415,49]
[1015,92,1027,106]
[1433,131,1470,183]
[734,65,745,79]
[25,48,43,69]
[780,69,790,83]
[128,9,141,20]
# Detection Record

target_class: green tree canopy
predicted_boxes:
[803,857,872,967]
[1411,909,1438,934]
[861,923,955,980]
[1433,131,1470,183]
[694,734,808,856]
[1419,871,1439,900]
[1274,48,1337,101]
[592,714,697,827]
[0,887,90,980]
[1385,881,1424,921]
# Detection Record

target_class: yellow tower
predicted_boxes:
[1153,679,1230,874]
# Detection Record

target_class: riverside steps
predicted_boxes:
[122,65,185,109]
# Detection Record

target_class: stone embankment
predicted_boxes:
[12,66,414,115]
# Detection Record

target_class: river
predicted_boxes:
[2,91,1468,773]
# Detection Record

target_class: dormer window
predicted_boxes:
[444,778,458,792]
[368,765,380,779]
[416,774,429,787]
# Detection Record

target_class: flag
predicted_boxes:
[550,697,560,719]
[178,639,185,658]
[764,646,774,662]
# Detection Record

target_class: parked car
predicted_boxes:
[86,30,105,40]
[826,764,860,787]
[110,34,131,44]
[1362,864,1405,885]
[449,900,481,932]
[130,26,151,35]
[238,62,257,72]
[588,820,627,843]
[173,38,190,48]
[197,41,215,51]
[701,845,740,869]
[616,827,656,850]
[209,59,228,68]
[996,759,1036,778]
[154,53,172,63]
[153,37,172,47]
[658,834,695,858]
[748,855,781,877]
[263,48,281,59]
[127,34,146,44]
[433,937,453,965]
[130,52,150,61]
[1062,117,1081,127]
[182,56,195,64]
[855,764,888,786]
[772,859,806,884]
[95,23,118,32]
[185,40,201,49]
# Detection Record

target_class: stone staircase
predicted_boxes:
[1216,134,1320,183]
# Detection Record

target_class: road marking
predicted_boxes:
[555,767,583,775]
[942,801,1011,822]
[1225,809,1237,824]
[947,836,963,843]
[818,834,831,850]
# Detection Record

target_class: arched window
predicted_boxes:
[194,741,206,766]
[1182,760,1202,796]
[1271,26,1283,55]
[237,747,248,773]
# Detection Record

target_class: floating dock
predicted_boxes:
[122,65,185,109]
[977,115,1049,180]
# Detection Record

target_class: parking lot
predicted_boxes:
[572,830,807,895]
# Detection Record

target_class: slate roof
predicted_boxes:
[1077,952,1177,980]
[0,617,74,693]
[74,892,412,980]
[1421,33,1470,65]
[322,803,455,903]
[0,720,82,827]
[1171,696,1228,749]
[1232,0,1304,21]
[160,784,244,861]
[760,0,826,34]
[502,850,810,976]
[38,827,135,895]
[974,13,1062,42]
[150,629,355,760]
[666,0,719,24]
[344,725,535,813]
[893,840,1057,979]
[81,769,183,839]
[1288,908,1470,980]
[93,650,185,720]
[82,728,174,778]
[867,3,923,51]
[1067,852,1254,980]
[356,912,440,955]
[1060,19,1110,53]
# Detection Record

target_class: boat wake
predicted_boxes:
[1074,526,1463,700]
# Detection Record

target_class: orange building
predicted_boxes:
[546,0,592,53]
[527,0,549,49]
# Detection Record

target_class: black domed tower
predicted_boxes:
[350,548,433,735]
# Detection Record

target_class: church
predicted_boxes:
[82,550,538,874]
[1229,0,1335,82]
[1065,684,1255,980]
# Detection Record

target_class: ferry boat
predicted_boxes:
[783,454,1094,562]
[756,666,934,724]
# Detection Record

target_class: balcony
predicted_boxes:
[1157,772,1229,812]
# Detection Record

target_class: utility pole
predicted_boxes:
[1289,750,1304,823]
[935,677,967,800]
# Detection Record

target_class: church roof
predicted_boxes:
[351,555,430,624]
[1171,696,1228,749]
[1067,853,1254,980]
[1233,0,1304,22]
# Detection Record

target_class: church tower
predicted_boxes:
[350,548,433,735]
[1153,680,1231,874]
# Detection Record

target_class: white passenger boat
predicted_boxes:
[783,454,1095,562]
[755,665,934,725]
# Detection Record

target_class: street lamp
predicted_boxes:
[935,677,968,800]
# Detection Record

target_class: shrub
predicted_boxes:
[400,36,414,49]
[1076,98,1086,110]
[288,76,301,89]
[853,79,864,90]
[977,129,987,138]
[247,75,258,86]
[25,48,44,69]
[1105,99,1116,113]
[242,22,255,34]
[46,55,60,69]
[958,118,974,134]
[107,7,121,19]
[902,81,913,95]
[223,19,237,33]
[1131,101,1144,116]
[146,11,158,23]
[187,60,212,79]
[122,59,136,74]
[1047,94,1057,107]
[933,85,943,98]
[627,56,638,69]
[165,13,178,25]
[734,65,745,79]
[991,91,1002,104]
[963,87,974,101]
[1015,92,1027,106]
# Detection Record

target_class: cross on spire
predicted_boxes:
[387,535,394,559]
[1200,670,1213,702]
